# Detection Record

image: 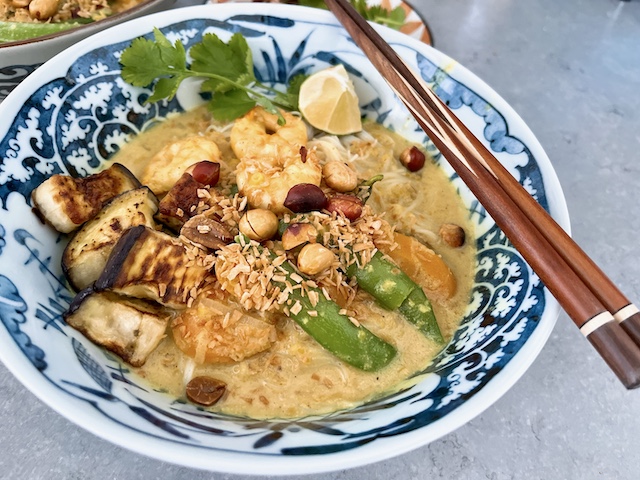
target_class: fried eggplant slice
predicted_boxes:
[95,225,211,309]
[64,288,170,367]
[63,187,159,291]
[32,163,141,233]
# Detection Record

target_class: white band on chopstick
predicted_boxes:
[613,304,640,323]
[580,312,615,337]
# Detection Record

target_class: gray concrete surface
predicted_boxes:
[1,0,639,478]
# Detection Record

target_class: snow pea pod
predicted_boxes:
[0,20,91,43]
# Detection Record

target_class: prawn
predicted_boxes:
[231,107,322,213]
[230,107,308,160]
[140,135,222,196]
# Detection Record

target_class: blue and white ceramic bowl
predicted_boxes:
[0,4,567,475]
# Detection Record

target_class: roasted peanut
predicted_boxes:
[281,223,318,251]
[239,209,278,241]
[326,194,363,221]
[439,223,466,247]
[322,161,358,192]
[29,0,59,20]
[297,243,335,275]
[399,146,426,172]
[11,0,31,7]
[283,183,328,213]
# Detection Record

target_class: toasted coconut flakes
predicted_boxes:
[197,188,211,199]
[352,243,369,253]
[308,310,318,317]
[277,291,289,305]
[176,208,184,217]
[290,301,303,316]
[308,290,320,307]
[209,197,396,320]
[284,281,293,294]
[272,255,286,267]
[158,283,167,298]
[197,225,211,233]
[348,316,360,327]
[339,309,348,316]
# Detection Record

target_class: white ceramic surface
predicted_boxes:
[0,4,566,474]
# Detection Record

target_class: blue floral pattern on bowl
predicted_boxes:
[0,5,560,474]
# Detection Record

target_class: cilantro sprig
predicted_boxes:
[120,28,306,124]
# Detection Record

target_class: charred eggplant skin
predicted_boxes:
[62,187,159,292]
[66,285,95,315]
[95,225,210,309]
[31,163,142,233]
[96,225,147,288]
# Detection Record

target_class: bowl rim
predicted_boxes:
[0,0,177,49]
[0,3,566,474]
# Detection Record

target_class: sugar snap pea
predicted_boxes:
[235,236,397,371]
[0,20,92,43]
[348,251,444,344]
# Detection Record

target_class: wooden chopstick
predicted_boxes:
[421,80,640,346]
[325,0,640,388]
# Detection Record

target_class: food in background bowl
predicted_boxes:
[0,4,564,474]
[0,0,174,101]
[0,0,147,42]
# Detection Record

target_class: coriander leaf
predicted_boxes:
[152,27,187,71]
[388,6,406,28]
[120,37,170,86]
[209,89,255,122]
[190,33,252,83]
[148,76,182,103]
[120,31,303,123]
[352,0,369,19]
[370,5,405,29]
[271,91,297,111]
[228,33,254,80]
[200,72,254,94]
[269,73,308,110]
[287,73,307,98]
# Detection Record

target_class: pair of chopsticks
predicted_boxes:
[325,0,640,389]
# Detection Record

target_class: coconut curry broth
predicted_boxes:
[108,107,475,419]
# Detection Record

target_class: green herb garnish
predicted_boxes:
[298,0,406,30]
[120,28,307,124]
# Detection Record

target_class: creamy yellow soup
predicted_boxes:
[109,107,475,419]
